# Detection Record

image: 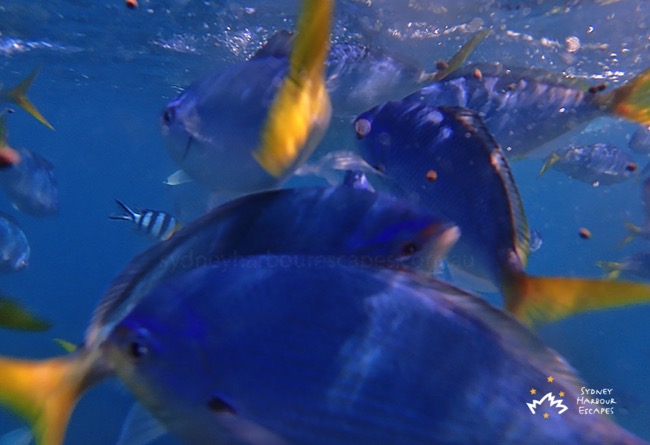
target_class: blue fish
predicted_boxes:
[0,212,28,272]
[355,103,650,325]
[0,182,459,445]
[0,148,58,216]
[376,62,650,158]
[100,257,648,445]
[539,143,637,185]
[161,0,332,193]
[260,29,489,117]
[109,199,181,242]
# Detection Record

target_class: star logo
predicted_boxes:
[547,376,554,383]
[530,388,537,395]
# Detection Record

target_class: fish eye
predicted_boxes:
[129,341,149,359]
[399,241,420,257]
[162,107,176,125]
[123,327,152,360]
[354,118,372,139]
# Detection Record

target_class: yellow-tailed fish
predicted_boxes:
[538,143,637,185]
[161,0,333,193]
[0,182,459,445]
[1,69,54,130]
[373,61,650,159]
[355,103,650,326]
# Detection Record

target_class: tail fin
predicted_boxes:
[595,261,623,280]
[538,152,560,177]
[618,222,642,247]
[0,296,51,331]
[0,350,102,445]
[600,68,650,125]
[428,30,491,82]
[109,199,136,222]
[503,273,650,326]
[254,0,333,177]
[1,70,54,130]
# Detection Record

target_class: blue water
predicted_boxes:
[1,0,649,444]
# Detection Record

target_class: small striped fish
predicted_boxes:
[109,199,181,241]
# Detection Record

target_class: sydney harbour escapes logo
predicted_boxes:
[526,376,617,418]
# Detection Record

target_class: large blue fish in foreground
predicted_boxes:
[386,62,650,159]
[0,184,459,445]
[66,259,650,444]
[355,103,650,325]
[161,0,332,193]
[0,148,59,216]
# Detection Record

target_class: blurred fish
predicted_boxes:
[538,143,637,185]
[0,212,29,272]
[99,258,647,445]
[620,177,650,246]
[0,294,50,331]
[597,251,650,281]
[324,30,490,116]
[0,69,54,130]
[0,183,459,445]
[0,112,21,168]
[109,199,181,242]
[629,125,650,155]
[384,62,650,159]
[355,103,650,325]
[161,0,332,193]
[0,148,58,216]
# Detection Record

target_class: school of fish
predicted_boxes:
[2,1,650,445]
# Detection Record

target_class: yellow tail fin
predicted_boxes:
[0,296,50,331]
[503,273,650,326]
[1,70,55,131]
[254,0,333,177]
[601,68,650,125]
[431,30,491,81]
[0,350,102,445]
[538,152,560,177]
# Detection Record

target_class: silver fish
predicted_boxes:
[539,143,637,186]
[0,213,28,272]
[0,148,58,216]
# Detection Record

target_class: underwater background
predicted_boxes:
[0,0,649,443]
